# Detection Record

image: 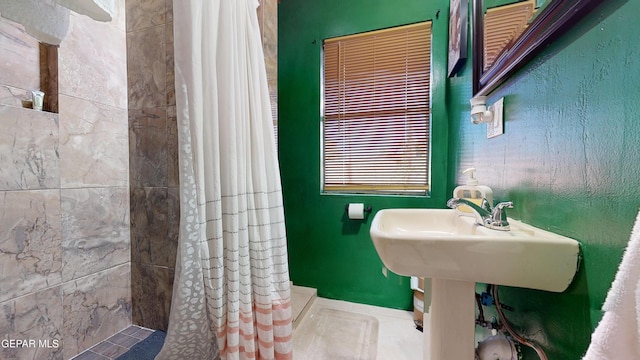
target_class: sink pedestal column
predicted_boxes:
[424,279,475,360]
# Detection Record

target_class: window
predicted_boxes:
[321,21,432,194]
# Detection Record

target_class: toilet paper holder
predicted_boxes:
[344,204,373,217]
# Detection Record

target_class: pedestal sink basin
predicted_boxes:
[370,208,580,292]
[369,208,580,360]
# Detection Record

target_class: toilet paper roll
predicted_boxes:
[348,203,365,220]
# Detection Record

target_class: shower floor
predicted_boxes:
[71,285,422,359]
[70,326,155,359]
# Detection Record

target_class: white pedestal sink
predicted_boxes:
[370,209,580,360]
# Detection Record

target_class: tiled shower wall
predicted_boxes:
[126,0,178,331]
[0,1,131,359]
[126,0,278,331]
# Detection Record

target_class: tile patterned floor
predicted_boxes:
[70,326,154,360]
[71,285,422,360]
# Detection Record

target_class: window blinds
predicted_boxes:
[483,1,535,71]
[322,21,432,192]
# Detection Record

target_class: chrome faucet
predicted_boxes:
[446,197,514,231]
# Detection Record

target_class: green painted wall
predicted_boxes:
[448,0,636,358]
[278,0,450,309]
[280,0,636,358]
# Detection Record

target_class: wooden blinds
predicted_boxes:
[322,21,432,192]
[483,1,535,71]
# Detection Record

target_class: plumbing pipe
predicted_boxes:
[492,285,549,360]
[476,293,486,324]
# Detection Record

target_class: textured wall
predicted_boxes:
[278,0,450,309]
[0,1,131,359]
[281,0,637,358]
[448,0,635,358]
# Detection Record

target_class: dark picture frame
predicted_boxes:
[448,0,468,77]
[472,0,606,95]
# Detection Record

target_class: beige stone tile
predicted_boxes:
[292,285,317,327]
[0,190,62,303]
[375,312,423,360]
[60,187,130,281]
[263,0,278,82]
[0,85,30,108]
[0,105,59,191]
[311,297,356,313]
[0,18,40,93]
[294,305,379,359]
[348,300,417,320]
[0,287,64,360]
[125,0,166,32]
[112,0,128,36]
[346,301,423,359]
[263,0,278,127]
[59,10,127,109]
[58,95,129,188]
[62,264,131,359]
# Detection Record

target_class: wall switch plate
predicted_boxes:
[487,97,504,139]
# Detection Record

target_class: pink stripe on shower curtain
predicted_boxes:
[218,301,293,359]
[155,1,293,359]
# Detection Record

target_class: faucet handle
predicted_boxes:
[492,201,514,218]
[488,201,513,230]
[494,201,513,211]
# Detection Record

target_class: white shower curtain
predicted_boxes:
[155,1,293,359]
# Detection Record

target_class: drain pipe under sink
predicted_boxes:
[475,334,517,360]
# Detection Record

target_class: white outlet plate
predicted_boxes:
[487,97,504,139]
